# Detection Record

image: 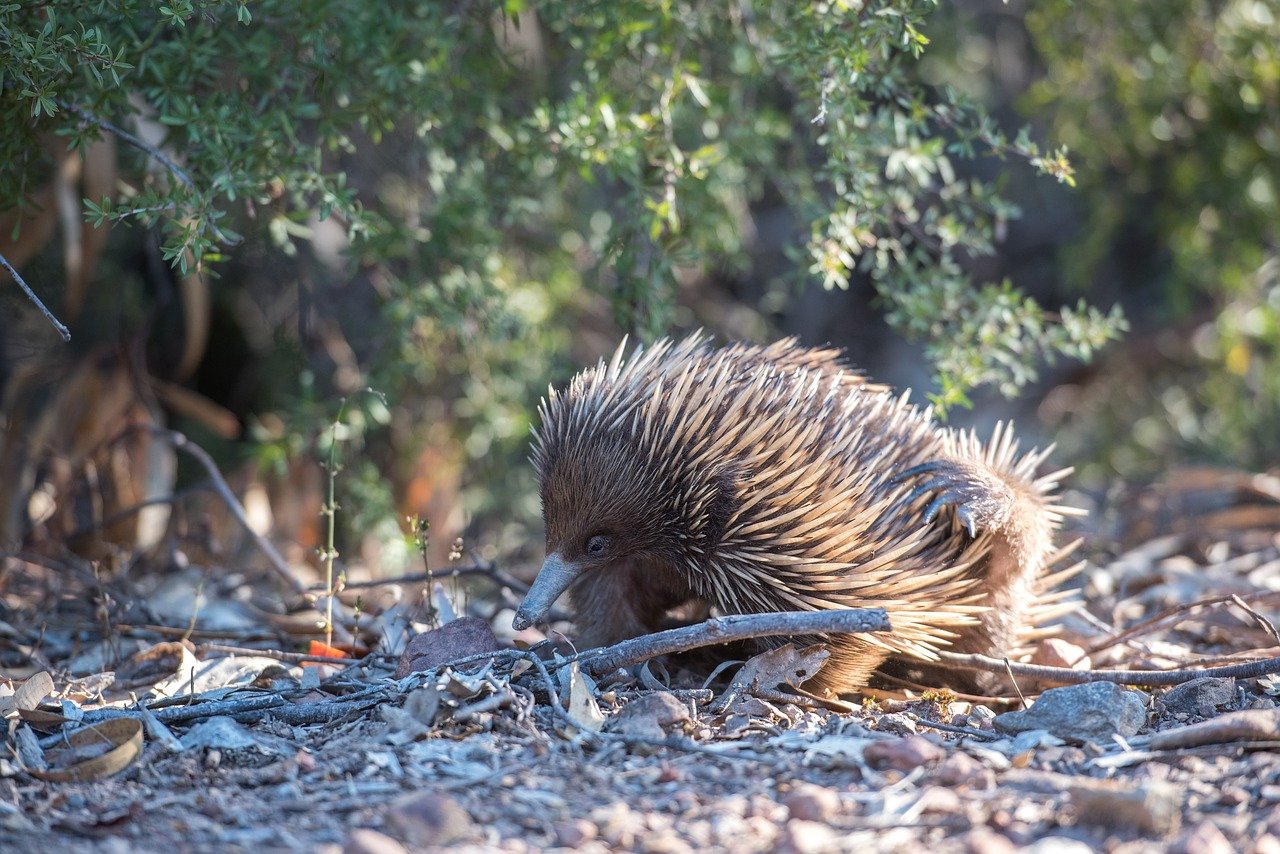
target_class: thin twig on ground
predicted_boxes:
[148,428,307,599]
[197,643,363,666]
[339,561,531,594]
[1084,590,1280,656]
[574,608,891,677]
[936,649,1280,687]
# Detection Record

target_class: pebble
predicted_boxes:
[1162,678,1236,718]
[936,751,995,790]
[1026,838,1094,854]
[344,829,408,854]
[1172,820,1235,854]
[780,782,841,822]
[606,692,692,740]
[553,819,596,848]
[864,734,945,771]
[875,712,918,735]
[386,792,473,848]
[994,681,1147,744]
[1031,638,1092,670]
[969,705,998,730]
[776,820,840,854]
[962,827,1017,854]
[1070,778,1181,836]
[641,831,694,854]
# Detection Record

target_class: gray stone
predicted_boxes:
[994,681,1147,744]
[1162,677,1236,717]
[605,691,691,740]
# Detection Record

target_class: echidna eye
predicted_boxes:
[585,534,609,556]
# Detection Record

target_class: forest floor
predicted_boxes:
[4,466,1280,853]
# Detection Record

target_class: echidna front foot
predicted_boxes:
[891,459,1015,537]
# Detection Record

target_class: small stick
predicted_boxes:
[0,250,71,341]
[197,642,363,666]
[576,608,891,678]
[1085,590,1280,656]
[1230,594,1280,648]
[936,650,1280,687]
[149,428,307,599]
[340,561,531,594]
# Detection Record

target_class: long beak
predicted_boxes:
[512,553,581,630]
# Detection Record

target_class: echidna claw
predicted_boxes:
[895,460,986,538]
[888,461,949,485]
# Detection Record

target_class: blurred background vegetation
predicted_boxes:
[0,0,1275,583]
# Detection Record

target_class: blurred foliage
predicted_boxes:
[1,0,1127,557]
[1026,0,1280,476]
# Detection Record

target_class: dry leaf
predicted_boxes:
[34,718,143,782]
[566,663,605,732]
[0,671,53,717]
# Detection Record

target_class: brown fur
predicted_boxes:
[529,334,1070,695]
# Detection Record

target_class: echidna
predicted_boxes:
[512,334,1074,694]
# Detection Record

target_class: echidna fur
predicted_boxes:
[514,333,1077,694]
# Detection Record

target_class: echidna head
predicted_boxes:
[512,428,686,631]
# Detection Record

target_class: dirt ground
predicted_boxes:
[4,468,1280,853]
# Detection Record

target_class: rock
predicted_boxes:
[994,682,1147,744]
[863,735,945,771]
[776,820,840,854]
[553,819,596,848]
[962,827,1017,854]
[1162,678,1236,717]
[593,802,643,848]
[1027,839,1094,854]
[875,712,918,735]
[386,792,473,847]
[641,831,693,854]
[1032,638,1092,670]
[780,782,841,822]
[605,692,691,740]
[1070,779,1181,836]
[968,705,998,730]
[1253,834,1280,854]
[344,829,408,854]
[936,751,994,790]
[1171,820,1235,854]
[394,617,501,678]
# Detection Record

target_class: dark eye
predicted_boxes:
[585,534,609,556]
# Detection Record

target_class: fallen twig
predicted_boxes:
[148,428,307,600]
[1084,590,1280,657]
[197,642,364,666]
[574,608,891,678]
[935,649,1280,687]
[339,561,531,594]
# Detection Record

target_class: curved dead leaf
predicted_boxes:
[34,717,144,782]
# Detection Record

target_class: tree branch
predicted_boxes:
[57,99,194,189]
[0,250,71,341]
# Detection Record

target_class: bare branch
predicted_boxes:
[936,649,1280,687]
[0,250,71,341]
[576,608,892,678]
[148,428,307,599]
